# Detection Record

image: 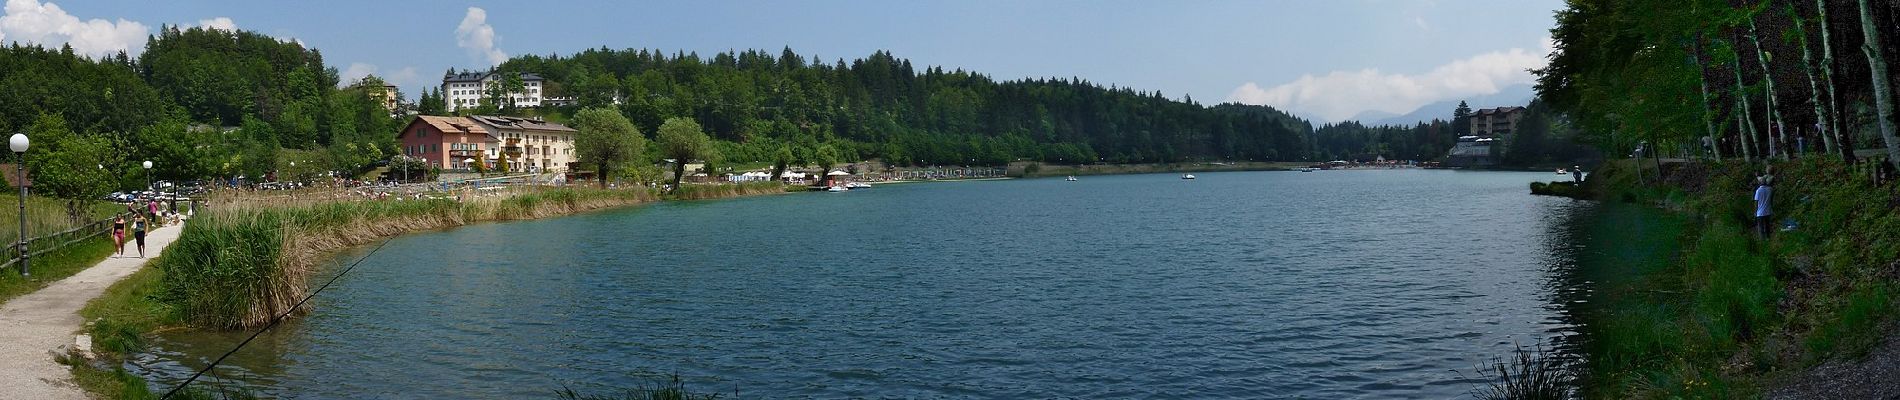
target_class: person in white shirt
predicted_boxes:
[1753,175,1773,239]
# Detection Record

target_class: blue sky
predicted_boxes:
[1,0,1562,121]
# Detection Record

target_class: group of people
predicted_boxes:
[109,199,171,258]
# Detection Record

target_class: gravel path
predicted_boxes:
[1768,335,1900,400]
[0,223,182,400]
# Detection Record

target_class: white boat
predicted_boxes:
[1556,168,1568,175]
[1297,167,1318,172]
[845,181,872,189]
[1066,176,1078,181]
[827,186,848,192]
[1181,174,1196,180]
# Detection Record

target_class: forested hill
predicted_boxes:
[0,24,1470,200]
[0,26,396,198]
[482,48,1454,165]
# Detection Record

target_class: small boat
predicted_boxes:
[827,186,848,192]
[1297,167,1318,172]
[1066,176,1078,181]
[1556,168,1568,175]
[1181,174,1196,180]
[845,181,872,189]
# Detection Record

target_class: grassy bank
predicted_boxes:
[1568,159,1898,397]
[667,181,799,200]
[0,237,113,303]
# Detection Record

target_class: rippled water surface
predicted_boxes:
[134,170,1593,398]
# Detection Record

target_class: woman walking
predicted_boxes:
[132,214,148,258]
[111,215,126,257]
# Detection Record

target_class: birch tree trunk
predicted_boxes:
[1748,16,1786,160]
[1790,4,1836,155]
[1695,36,1723,160]
[1816,0,1850,159]
[1734,54,1759,162]
[1860,0,1900,170]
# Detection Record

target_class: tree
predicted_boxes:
[1452,101,1473,134]
[418,88,447,116]
[657,117,717,189]
[236,117,280,182]
[1746,13,1786,159]
[770,143,795,181]
[21,114,116,219]
[135,118,217,181]
[1860,0,1900,170]
[571,107,647,188]
[813,143,841,175]
[1789,4,1835,156]
[1730,40,1761,162]
[1814,0,1849,160]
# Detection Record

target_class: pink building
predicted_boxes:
[396,115,496,170]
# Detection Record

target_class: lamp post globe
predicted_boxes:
[8,133,26,153]
[142,160,153,193]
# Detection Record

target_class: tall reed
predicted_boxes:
[156,186,665,329]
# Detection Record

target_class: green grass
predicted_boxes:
[0,237,113,303]
[69,363,259,400]
[69,364,159,400]
[81,259,174,354]
[0,194,124,248]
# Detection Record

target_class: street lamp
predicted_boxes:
[142,160,153,193]
[10,133,28,277]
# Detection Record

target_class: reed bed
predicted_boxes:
[159,186,663,329]
[668,181,794,200]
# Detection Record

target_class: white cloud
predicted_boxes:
[194,16,235,32]
[1226,41,1551,122]
[1413,16,1429,31]
[454,7,506,66]
[340,62,421,88]
[0,0,148,57]
[341,62,377,84]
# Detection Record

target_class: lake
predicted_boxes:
[130,170,1595,398]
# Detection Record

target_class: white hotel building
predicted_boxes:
[442,71,547,112]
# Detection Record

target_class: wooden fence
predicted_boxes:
[0,211,134,274]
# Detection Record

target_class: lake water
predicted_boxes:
[131,170,1596,398]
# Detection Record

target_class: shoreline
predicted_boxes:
[1557,159,1899,397]
[70,183,795,398]
[1013,161,1299,178]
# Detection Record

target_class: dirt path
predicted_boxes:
[0,223,182,400]
[1768,333,1900,399]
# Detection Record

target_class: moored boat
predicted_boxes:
[1181,174,1196,180]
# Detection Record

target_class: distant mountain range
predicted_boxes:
[1344,84,1537,127]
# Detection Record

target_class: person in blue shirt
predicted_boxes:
[1753,175,1773,239]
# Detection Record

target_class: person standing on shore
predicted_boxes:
[132,214,148,258]
[1753,175,1773,239]
[1571,165,1583,183]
